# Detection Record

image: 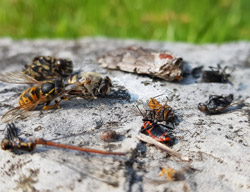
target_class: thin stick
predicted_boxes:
[152,94,164,99]
[135,105,144,116]
[35,138,126,156]
[137,133,190,161]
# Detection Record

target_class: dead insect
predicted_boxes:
[198,94,234,114]
[191,66,203,79]
[202,64,232,83]
[101,130,118,142]
[98,46,183,81]
[65,72,112,99]
[1,123,126,156]
[147,97,176,125]
[136,96,176,126]
[22,56,73,81]
[141,121,173,143]
[0,73,66,122]
[158,167,185,181]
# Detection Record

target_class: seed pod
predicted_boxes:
[101,130,118,142]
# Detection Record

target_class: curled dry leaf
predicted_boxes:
[98,46,184,81]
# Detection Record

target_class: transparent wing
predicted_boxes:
[1,101,41,123]
[0,72,42,84]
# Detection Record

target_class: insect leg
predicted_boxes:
[42,101,60,110]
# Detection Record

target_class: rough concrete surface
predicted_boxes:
[0,38,250,192]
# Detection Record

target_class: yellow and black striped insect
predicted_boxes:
[65,72,112,99]
[22,56,73,81]
[0,73,66,122]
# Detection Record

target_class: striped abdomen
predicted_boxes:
[18,87,40,110]
[23,56,73,81]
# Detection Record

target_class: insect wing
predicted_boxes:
[148,98,161,110]
[3,123,19,141]
[2,107,40,123]
[0,72,41,84]
[1,99,42,123]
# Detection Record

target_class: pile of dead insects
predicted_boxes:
[0,46,244,182]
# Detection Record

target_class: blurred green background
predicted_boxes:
[0,0,249,43]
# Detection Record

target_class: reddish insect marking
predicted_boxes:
[142,121,171,142]
[159,54,173,60]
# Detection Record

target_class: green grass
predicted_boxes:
[0,0,249,43]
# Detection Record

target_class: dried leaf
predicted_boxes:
[98,46,183,81]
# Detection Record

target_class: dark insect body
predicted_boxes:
[23,56,73,81]
[65,72,112,99]
[141,121,172,142]
[202,64,231,83]
[1,123,125,156]
[145,97,175,126]
[198,94,234,114]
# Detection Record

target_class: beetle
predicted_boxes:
[141,121,173,142]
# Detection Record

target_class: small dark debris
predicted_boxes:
[95,120,103,129]
[34,126,43,132]
[141,80,152,86]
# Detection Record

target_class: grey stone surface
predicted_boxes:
[0,38,250,192]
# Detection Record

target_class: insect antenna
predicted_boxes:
[152,94,164,99]
[135,105,145,117]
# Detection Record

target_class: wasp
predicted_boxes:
[65,72,112,99]
[22,56,73,81]
[202,64,233,83]
[0,73,66,122]
[198,94,234,114]
[1,123,125,156]
[141,121,173,142]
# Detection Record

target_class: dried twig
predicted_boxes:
[137,133,190,161]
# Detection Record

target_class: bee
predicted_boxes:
[198,94,234,114]
[0,73,66,122]
[65,72,112,99]
[22,56,73,81]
